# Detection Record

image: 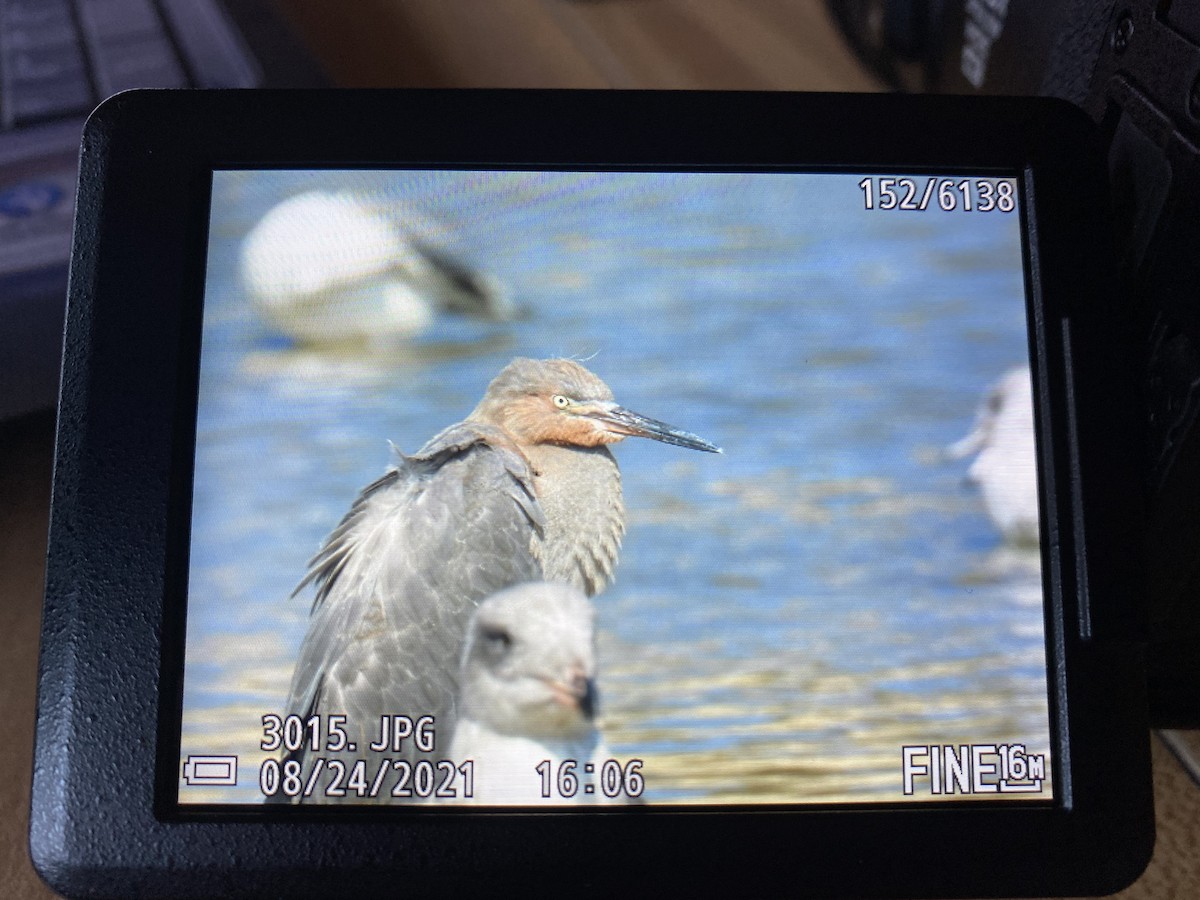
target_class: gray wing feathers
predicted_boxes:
[285,423,543,761]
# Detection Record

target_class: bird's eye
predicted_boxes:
[551,394,571,409]
[481,626,512,654]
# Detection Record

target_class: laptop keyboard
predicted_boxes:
[0,0,299,419]
[0,0,261,277]
[0,0,259,130]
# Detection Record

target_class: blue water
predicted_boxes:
[180,170,1051,804]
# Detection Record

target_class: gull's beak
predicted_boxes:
[576,674,598,721]
[566,672,595,724]
[541,669,600,720]
[946,425,985,461]
[584,401,722,453]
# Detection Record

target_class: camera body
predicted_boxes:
[31,89,1152,898]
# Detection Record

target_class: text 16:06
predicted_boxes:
[536,759,645,799]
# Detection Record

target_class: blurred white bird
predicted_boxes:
[448,582,612,805]
[948,367,1040,546]
[240,190,514,348]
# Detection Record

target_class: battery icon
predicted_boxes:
[182,755,238,786]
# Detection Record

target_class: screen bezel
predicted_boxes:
[33,89,1151,898]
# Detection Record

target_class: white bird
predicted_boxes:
[448,582,611,805]
[948,367,1040,546]
[239,190,514,348]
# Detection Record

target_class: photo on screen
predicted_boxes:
[177,169,1052,807]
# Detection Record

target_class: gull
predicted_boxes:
[240,190,514,348]
[448,582,611,805]
[949,367,1039,546]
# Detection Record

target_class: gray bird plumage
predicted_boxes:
[277,357,718,803]
[285,424,543,746]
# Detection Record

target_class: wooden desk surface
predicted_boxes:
[3,2,1198,897]
[275,0,881,92]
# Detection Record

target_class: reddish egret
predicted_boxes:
[241,191,514,347]
[448,581,609,804]
[281,357,719,800]
[949,367,1039,545]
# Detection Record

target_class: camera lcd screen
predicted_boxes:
[176,167,1052,809]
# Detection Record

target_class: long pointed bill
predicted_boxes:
[588,402,722,453]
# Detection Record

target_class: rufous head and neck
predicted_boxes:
[469,357,721,454]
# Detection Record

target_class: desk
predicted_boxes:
[274,0,881,91]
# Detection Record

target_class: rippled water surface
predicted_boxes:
[180,170,1052,805]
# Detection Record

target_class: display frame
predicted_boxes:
[32,89,1151,899]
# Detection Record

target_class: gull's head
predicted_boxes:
[470,357,722,453]
[412,242,517,323]
[458,582,600,740]
[947,367,1034,473]
[948,367,1040,545]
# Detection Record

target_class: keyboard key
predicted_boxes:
[160,0,261,87]
[10,44,87,82]
[3,21,78,52]
[1,0,72,30]
[76,0,188,96]
[89,34,186,94]
[5,75,91,124]
[75,0,161,42]
[0,2,92,127]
